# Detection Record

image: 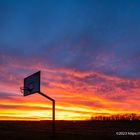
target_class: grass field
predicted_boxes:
[0,121,140,140]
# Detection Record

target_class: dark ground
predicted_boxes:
[0,120,140,140]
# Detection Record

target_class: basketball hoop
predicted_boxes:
[20,87,32,94]
[20,71,55,138]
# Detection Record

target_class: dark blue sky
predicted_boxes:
[0,0,140,78]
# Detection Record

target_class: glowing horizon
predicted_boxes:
[0,67,139,120]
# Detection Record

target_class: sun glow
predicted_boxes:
[0,68,139,120]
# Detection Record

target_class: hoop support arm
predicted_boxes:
[38,92,55,102]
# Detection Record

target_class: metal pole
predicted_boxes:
[52,100,55,138]
[38,92,55,138]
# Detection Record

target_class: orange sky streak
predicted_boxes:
[0,67,139,120]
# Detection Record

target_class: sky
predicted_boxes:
[0,0,140,120]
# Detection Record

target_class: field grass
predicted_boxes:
[0,120,140,140]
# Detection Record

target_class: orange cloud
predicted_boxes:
[0,59,140,120]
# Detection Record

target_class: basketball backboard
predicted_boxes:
[23,71,40,96]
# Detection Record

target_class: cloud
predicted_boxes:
[0,92,17,99]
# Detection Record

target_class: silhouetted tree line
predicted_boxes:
[90,113,140,121]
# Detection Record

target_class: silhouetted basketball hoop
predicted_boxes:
[20,87,32,94]
[20,71,55,138]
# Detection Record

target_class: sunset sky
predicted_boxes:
[0,0,140,120]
